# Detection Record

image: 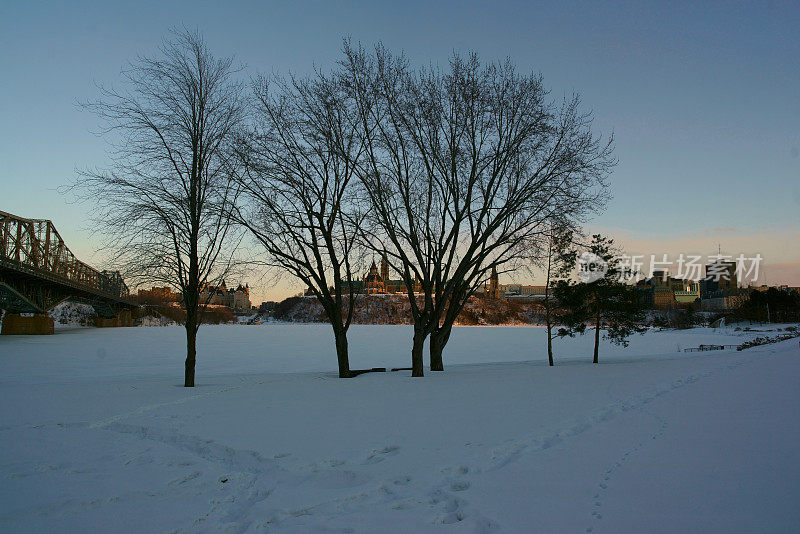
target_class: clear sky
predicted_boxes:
[2,1,798,302]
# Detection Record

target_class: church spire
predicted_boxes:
[489,266,500,299]
[381,251,389,282]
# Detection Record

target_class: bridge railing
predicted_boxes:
[0,210,130,302]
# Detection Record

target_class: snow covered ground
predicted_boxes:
[1,324,798,532]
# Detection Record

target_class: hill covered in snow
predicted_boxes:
[273,294,540,325]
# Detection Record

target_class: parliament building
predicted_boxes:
[339,255,422,295]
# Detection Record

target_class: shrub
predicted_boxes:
[272,296,303,321]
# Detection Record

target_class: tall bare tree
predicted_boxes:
[540,225,578,366]
[233,71,368,378]
[344,43,613,375]
[76,30,245,386]
[342,44,443,377]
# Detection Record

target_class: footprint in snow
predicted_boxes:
[450,480,470,491]
[363,445,400,464]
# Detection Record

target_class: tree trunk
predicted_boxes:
[429,324,452,372]
[593,301,601,364]
[545,238,554,366]
[333,324,352,378]
[411,327,426,377]
[545,293,554,367]
[184,316,197,387]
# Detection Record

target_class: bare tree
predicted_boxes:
[233,70,368,378]
[342,44,444,377]
[344,43,613,375]
[75,29,246,387]
[539,225,578,366]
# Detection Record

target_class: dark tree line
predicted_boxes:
[736,288,800,323]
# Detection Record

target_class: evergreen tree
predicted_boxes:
[553,234,647,363]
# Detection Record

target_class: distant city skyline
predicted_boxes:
[2,1,798,304]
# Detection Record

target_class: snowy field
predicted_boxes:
[1,324,799,533]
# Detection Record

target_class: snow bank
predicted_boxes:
[49,301,96,326]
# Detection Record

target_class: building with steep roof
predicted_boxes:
[199,281,252,313]
[364,260,386,294]
[340,255,421,295]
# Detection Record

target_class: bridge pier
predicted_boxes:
[94,316,119,328]
[94,310,133,328]
[119,309,133,327]
[1,313,55,335]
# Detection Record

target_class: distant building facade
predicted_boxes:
[636,270,702,310]
[632,261,750,312]
[698,260,747,311]
[479,268,548,302]
[339,255,422,295]
[198,280,252,313]
[702,260,738,296]
[137,286,181,304]
[488,267,501,299]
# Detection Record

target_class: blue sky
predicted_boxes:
[1,1,798,300]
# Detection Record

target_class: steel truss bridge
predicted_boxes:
[0,210,134,318]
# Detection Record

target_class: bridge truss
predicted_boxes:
[0,210,134,317]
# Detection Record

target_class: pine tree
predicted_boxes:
[554,234,647,363]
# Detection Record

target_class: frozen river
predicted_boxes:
[1,324,798,532]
